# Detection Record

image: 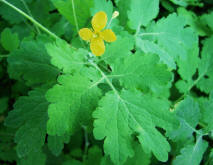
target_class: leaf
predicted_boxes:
[20,150,46,165]
[124,142,151,165]
[48,134,70,156]
[63,159,83,165]
[0,127,17,162]
[169,0,203,7]
[197,36,213,93]
[0,28,20,52]
[5,89,48,158]
[116,0,131,26]
[29,0,57,27]
[198,91,213,132]
[200,11,213,31]
[168,96,201,141]
[173,136,208,165]
[46,39,86,74]
[51,0,93,30]
[152,13,198,61]
[7,38,60,86]
[136,38,176,69]
[93,90,176,164]
[90,0,113,20]
[0,0,31,24]
[102,35,134,66]
[46,74,100,136]
[112,53,173,94]
[148,13,199,92]
[84,146,103,165]
[0,97,8,114]
[177,7,208,36]
[128,0,159,29]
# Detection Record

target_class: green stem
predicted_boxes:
[20,0,41,34]
[82,125,89,162]
[90,61,120,98]
[71,0,85,47]
[0,0,59,39]
[0,55,9,58]
[198,122,206,128]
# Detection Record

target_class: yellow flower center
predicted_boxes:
[93,32,100,39]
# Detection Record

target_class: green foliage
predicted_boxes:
[0,0,213,165]
[51,0,93,31]
[5,89,48,158]
[128,0,159,29]
[93,90,176,164]
[173,136,208,165]
[0,28,20,52]
[46,74,92,136]
[7,37,60,86]
[90,0,113,20]
[46,39,86,74]
[168,96,200,141]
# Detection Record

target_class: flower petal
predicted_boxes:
[79,28,93,41]
[92,11,107,32]
[100,29,116,42]
[90,38,105,56]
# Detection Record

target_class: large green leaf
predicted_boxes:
[5,89,48,158]
[7,38,60,86]
[93,90,177,164]
[46,73,101,136]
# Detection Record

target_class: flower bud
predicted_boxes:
[112,11,119,19]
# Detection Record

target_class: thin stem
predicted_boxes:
[71,0,85,48]
[82,125,89,162]
[106,17,113,29]
[134,24,141,37]
[90,61,120,99]
[20,0,41,34]
[0,0,59,39]
[138,32,163,37]
[0,55,9,58]
[89,77,104,88]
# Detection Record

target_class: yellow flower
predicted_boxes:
[79,11,116,56]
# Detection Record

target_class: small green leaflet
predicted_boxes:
[93,90,176,164]
[0,28,20,52]
[168,96,201,141]
[173,136,208,165]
